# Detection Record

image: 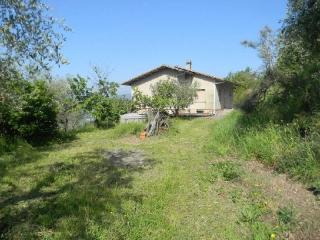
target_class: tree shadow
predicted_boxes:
[0,148,156,239]
[0,131,82,182]
[0,143,45,183]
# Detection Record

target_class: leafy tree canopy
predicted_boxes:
[0,0,70,72]
[133,79,198,115]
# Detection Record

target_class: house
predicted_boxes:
[122,64,233,115]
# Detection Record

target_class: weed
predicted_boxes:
[230,189,243,203]
[277,206,295,225]
[209,161,241,181]
[240,203,265,223]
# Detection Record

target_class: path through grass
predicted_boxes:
[0,118,319,239]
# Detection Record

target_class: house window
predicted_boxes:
[196,109,204,114]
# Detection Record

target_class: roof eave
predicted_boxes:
[122,65,233,86]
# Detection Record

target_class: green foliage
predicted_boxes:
[17,81,58,142]
[240,1,320,116]
[225,68,260,106]
[0,0,68,142]
[151,79,177,111]
[84,94,117,128]
[242,26,280,71]
[111,122,145,138]
[0,0,69,71]
[84,94,133,129]
[0,80,58,143]
[64,70,133,129]
[241,203,266,224]
[133,79,198,115]
[68,75,92,104]
[49,79,85,132]
[238,189,273,240]
[92,66,119,98]
[283,0,320,56]
[225,2,320,190]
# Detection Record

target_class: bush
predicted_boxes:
[85,94,133,129]
[1,80,58,143]
[17,81,58,142]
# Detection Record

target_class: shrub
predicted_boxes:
[1,80,58,143]
[85,94,134,129]
[17,81,58,142]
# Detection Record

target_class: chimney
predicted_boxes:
[186,60,192,70]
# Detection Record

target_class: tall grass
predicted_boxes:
[206,110,320,189]
[111,122,145,138]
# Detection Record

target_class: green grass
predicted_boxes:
[206,110,320,189]
[111,122,145,137]
[0,117,319,239]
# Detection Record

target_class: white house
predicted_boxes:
[122,64,233,115]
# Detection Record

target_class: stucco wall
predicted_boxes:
[131,69,232,114]
[131,69,177,97]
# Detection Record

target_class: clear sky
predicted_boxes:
[47,0,287,95]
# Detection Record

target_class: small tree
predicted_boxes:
[92,66,119,98]
[133,79,198,136]
[68,75,92,104]
[241,26,281,111]
[171,82,198,116]
[50,79,90,132]
[150,79,198,116]
[81,67,131,128]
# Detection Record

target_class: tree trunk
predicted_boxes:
[147,111,160,136]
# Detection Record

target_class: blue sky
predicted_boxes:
[48,0,287,95]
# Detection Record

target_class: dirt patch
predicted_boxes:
[105,149,153,168]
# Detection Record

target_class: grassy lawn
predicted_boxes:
[0,117,319,239]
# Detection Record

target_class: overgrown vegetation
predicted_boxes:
[225,68,260,106]
[221,0,320,192]
[206,111,320,190]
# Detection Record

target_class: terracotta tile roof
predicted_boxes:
[122,65,231,86]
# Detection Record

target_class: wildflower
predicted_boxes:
[270,233,276,239]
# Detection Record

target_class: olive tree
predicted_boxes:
[133,79,198,136]
[0,0,69,70]
[0,0,69,140]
